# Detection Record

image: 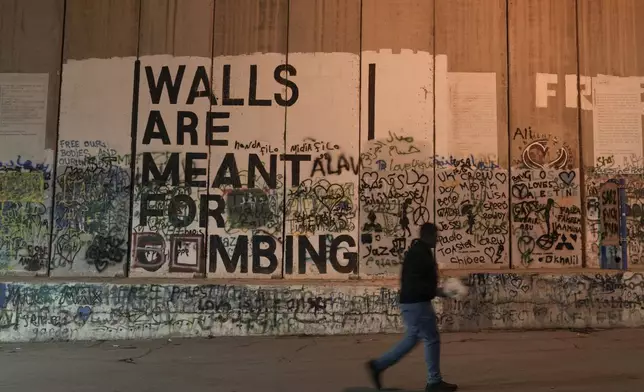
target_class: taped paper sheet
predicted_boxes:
[592,75,643,167]
[0,73,49,158]
[447,72,498,162]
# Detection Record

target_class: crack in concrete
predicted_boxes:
[117,340,172,364]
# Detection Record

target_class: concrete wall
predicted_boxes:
[1,0,644,340]
[0,272,642,342]
[1,0,641,277]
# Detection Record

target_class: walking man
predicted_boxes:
[366,223,458,391]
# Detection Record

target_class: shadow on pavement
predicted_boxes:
[343,388,423,392]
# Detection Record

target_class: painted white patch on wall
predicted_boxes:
[359,49,435,278]
[207,53,287,279]
[433,56,507,269]
[52,57,135,277]
[58,58,135,153]
[360,49,434,148]
[131,55,211,278]
[285,52,360,279]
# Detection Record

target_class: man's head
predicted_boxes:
[419,223,438,247]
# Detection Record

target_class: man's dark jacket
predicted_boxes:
[399,239,438,303]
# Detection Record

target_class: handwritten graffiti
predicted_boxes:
[286,179,356,235]
[0,156,51,273]
[310,153,361,177]
[0,272,642,341]
[52,144,131,274]
[0,172,44,203]
[512,128,572,171]
[360,167,433,276]
[511,169,582,266]
[226,189,277,230]
[435,164,509,267]
[361,131,432,173]
[85,234,127,273]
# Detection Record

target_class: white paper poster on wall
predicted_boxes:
[445,72,498,163]
[0,73,48,159]
[592,75,643,168]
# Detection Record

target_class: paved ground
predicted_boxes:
[0,329,643,392]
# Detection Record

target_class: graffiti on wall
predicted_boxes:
[52,141,130,275]
[359,133,433,276]
[0,157,51,273]
[511,128,582,267]
[0,272,642,342]
[131,61,358,277]
[5,54,644,278]
[586,154,644,269]
[435,160,509,268]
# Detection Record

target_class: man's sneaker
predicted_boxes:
[365,360,382,390]
[425,380,458,391]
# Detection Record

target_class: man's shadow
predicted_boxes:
[343,388,422,392]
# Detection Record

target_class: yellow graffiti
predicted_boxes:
[0,172,44,203]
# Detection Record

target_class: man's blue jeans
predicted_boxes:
[372,302,442,385]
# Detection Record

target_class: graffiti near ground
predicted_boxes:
[0,272,642,342]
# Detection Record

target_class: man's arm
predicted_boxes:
[426,248,439,297]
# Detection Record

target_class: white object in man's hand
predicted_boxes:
[438,277,468,300]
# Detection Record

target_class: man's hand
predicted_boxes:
[437,278,468,300]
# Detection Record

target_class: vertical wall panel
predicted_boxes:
[509,0,582,269]
[0,0,64,275]
[360,0,435,278]
[435,0,510,269]
[285,0,361,279]
[51,0,139,277]
[130,0,214,278]
[579,0,644,270]
[208,0,288,278]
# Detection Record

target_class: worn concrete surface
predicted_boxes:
[0,330,643,392]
